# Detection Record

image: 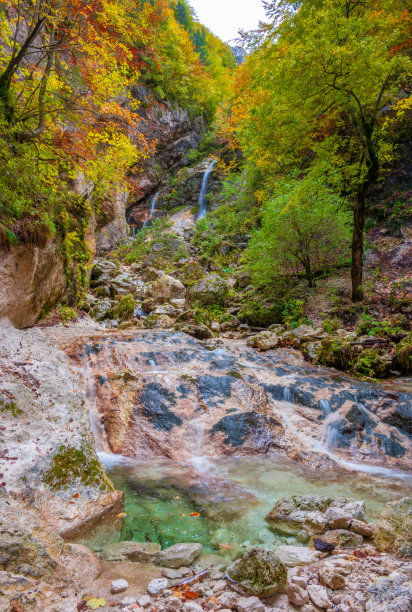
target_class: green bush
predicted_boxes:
[395,333,412,373]
[282,299,311,329]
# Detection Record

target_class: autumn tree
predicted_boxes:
[224,0,411,301]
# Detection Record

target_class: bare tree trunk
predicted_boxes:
[351,190,366,302]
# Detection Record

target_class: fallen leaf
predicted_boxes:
[218,543,233,550]
[86,597,106,609]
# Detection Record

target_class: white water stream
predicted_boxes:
[197,159,217,220]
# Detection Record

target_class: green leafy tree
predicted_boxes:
[247,169,352,287]
[227,0,411,301]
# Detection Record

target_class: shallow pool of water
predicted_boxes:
[78,455,412,559]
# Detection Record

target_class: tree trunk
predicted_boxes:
[351,190,366,302]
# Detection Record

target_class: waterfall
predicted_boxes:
[197,159,217,220]
[143,191,160,227]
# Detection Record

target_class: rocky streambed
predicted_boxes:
[1,321,411,611]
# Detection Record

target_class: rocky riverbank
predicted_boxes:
[0,319,411,611]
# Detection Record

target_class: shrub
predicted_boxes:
[282,299,311,329]
[395,333,412,373]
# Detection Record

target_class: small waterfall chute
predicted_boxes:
[197,159,217,220]
[144,191,160,228]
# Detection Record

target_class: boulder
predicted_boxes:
[265,495,365,538]
[314,529,363,549]
[374,497,412,557]
[159,543,202,568]
[89,298,114,321]
[351,519,374,538]
[286,325,325,345]
[111,273,144,297]
[98,541,160,563]
[144,275,186,305]
[326,507,352,530]
[274,545,323,567]
[140,267,165,283]
[91,259,119,280]
[366,572,412,612]
[187,273,228,306]
[177,323,213,340]
[252,331,280,351]
[227,547,287,597]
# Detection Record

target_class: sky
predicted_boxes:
[188,0,267,43]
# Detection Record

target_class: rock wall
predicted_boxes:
[0,241,66,329]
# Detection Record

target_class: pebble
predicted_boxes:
[111,579,129,594]
[118,597,137,608]
[147,577,169,595]
[218,591,239,608]
[287,582,309,606]
[291,575,308,589]
[137,594,152,608]
[237,596,265,612]
[182,604,204,612]
[318,566,346,590]
[213,579,227,593]
[307,584,330,609]
[164,596,183,612]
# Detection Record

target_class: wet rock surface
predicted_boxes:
[69,329,412,469]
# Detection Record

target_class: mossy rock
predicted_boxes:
[374,497,412,558]
[354,349,392,378]
[317,335,356,370]
[227,547,287,597]
[238,302,282,327]
[44,445,112,492]
[395,333,412,373]
[111,294,135,321]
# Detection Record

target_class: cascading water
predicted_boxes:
[197,159,217,220]
[143,191,160,227]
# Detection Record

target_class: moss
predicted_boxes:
[44,445,112,491]
[317,336,355,370]
[0,398,22,417]
[395,333,412,373]
[238,302,282,327]
[111,294,135,321]
[354,349,390,379]
[227,370,242,379]
[143,315,158,328]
